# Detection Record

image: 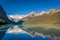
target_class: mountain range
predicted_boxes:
[0,5,60,25]
[23,9,60,26]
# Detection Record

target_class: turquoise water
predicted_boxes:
[0,24,52,40]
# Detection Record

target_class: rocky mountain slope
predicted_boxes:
[23,9,60,26]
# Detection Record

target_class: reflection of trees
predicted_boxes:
[0,24,23,40]
[0,25,7,40]
[0,24,14,40]
[0,25,6,40]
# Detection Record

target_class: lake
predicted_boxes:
[0,24,55,40]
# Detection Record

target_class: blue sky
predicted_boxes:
[0,0,60,15]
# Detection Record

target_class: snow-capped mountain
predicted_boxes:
[8,9,60,22]
[8,14,27,22]
[27,11,36,17]
[23,9,60,26]
[39,11,49,15]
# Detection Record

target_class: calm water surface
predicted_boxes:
[0,24,52,40]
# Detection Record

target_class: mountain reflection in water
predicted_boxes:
[2,25,52,40]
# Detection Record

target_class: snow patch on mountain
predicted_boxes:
[8,14,27,22]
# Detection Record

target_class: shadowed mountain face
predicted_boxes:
[0,5,6,24]
[0,5,7,19]
[0,5,14,24]
[0,5,24,24]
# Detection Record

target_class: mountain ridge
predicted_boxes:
[23,9,60,26]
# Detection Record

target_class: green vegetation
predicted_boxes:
[0,18,6,24]
[0,19,5,23]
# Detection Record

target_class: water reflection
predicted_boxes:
[2,25,52,40]
[0,24,11,40]
[0,24,23,40]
